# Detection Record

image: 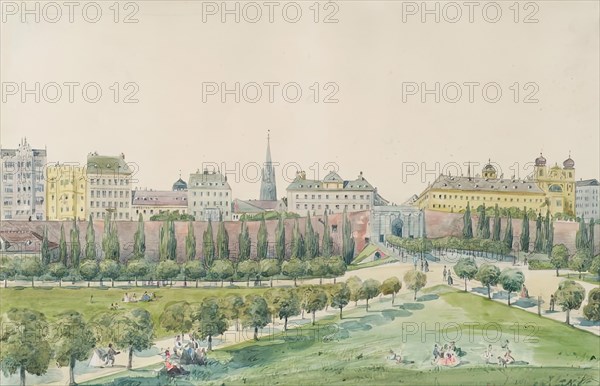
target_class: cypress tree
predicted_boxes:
[186,221,196,261]
[342,208,355,265]
[217,219,229,259]
[41,225,51,267]
[520,210,530,252]
[70,219,81,269]
[159,221,167,260]
[504,214,513,250]
[59,223,68,266]
[275,213,286,262]
[238,220,250,261]
[168,220,177,260]
[322,210,332,257]
[291,218,304,259]
[257,215,268,259]
[576,215,589,250]
[589,218,595,256]
[203,219,215,268]
[304,212,316,260]
[534,212,544,253]
[463,202,473,239]
[546,221,554,256]
[492,204,501,241]
[85,214,97,261]
[133,213,146,258]
[477,204,487,239]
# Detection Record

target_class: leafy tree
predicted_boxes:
[0,259,17,288]
[112,308,155,369]
[160,302,193,338]
[492,205,501,241]
[48,262,68,287]
[20,258,43,288]
[520,210,530,252]
[327,256,346,283]
[269,288,301,330]
[243,295,271,340]
[85,215,97,261]
[302,286,328,325]
[133,213,146,259]
[330,282,351,319]
[0,308,52,386]
[304,212,317,259]
[503,214,513,251]
[380,277,402,305]
[342,208,355,264]
[275,213,286,262]
[475,263,500,299]
[127,259,149,287]
[346,275,363,306]
[259,259,280,287]
[238,221,251,261]
[221,295,244,331]
[217,220,229,259]
[79,260,99,287]
[209,259,234,287]
[589,255,600,279]
[150,210,195,222]
[281,258,305,286]
[307,256,328,285]
[499,268,525,306]
[59,224,68,266]
[257,215,268,259]
[453,257,478,292]
[322,211,332,257]
[463,202,473,239]
[70,220,81,269]
[583,288,600,322]
[569,249,591,279]
[554,280,586,325]
[203,219,215,267]
[291,218,305,259]
[41,226,51,267]
[550,244,569,277]
[183,260,205,288]
[156,260,180,285]
[237,259,259,287]
[361,279,381,311]
[51,311,95,386]
[403,270,427,300]
[99,259,120,287]
[192,298,227,351]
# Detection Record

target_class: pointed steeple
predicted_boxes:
[260,130,277,200]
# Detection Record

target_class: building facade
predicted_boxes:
[576,179,600,222]
[231,199,287,221]
[287,170,375,215]
[0,138,47,220]
[188,169,232,221]
[86,152,133,221]
[132,190,188,221]
[416,155,576,217]
[46,163,86,221]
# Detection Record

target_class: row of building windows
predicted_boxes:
[296,203,370,211]
[430,193,544,203]
[89,178,130,185]
[191,191,229,197]
[192,210,229,217]
[295,193,371,200]
[93,211,130,219]
[90,201,130,208]
[50,206,84,213]
[192,201,230,207]
[90,190,130,198]
[50,194,84,201]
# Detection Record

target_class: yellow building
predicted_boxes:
[46,163,86,221]
[416,155,576,217]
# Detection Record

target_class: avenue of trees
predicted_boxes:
[1,210,357,288]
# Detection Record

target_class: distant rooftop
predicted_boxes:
[576,178,599,187]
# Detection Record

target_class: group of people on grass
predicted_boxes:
[432,342,464,367]
[482,340,516,367]
[123,291,155,303]
[161,334,209,376]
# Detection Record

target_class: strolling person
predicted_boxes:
[104,343,120,367]
[443,266,447,282]
[549,294,555,312]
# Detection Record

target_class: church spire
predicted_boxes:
[260,130,277,200]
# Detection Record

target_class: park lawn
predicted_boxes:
[85,286,600,386]
[559,273,600,285]
[0,285,268,338]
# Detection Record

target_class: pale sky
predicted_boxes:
[1,1,598,204]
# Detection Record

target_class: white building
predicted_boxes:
[132,178,189,221]
[0,138,47,220]
[188,169,232,221]
[286,170,378,216]
[576,179,600,222]
[86,152,133,221]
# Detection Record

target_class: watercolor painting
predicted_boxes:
[1,1,599,386]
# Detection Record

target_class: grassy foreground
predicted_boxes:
[84,286,600,386]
